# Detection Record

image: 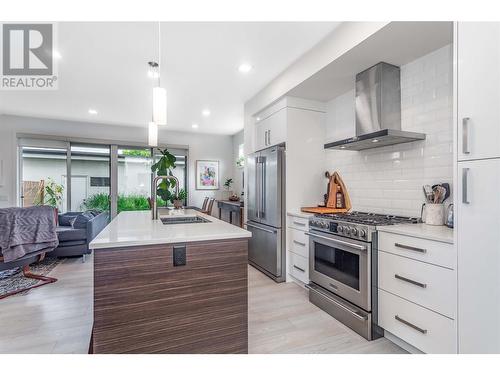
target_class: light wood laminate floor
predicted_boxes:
[0,255,93,354]
[248,265,406,354]
[0,256,405,354]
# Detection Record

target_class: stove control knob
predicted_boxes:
[337,225,343,233]
[321,222,328,228]
[350,227,358,236]
[359,229,366,238]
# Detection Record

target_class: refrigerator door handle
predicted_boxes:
[256,157,261,218]
[261,158,266,218]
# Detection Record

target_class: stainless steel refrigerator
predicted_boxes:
[247,144,286,282]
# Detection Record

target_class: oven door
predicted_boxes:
[307,230,371,311]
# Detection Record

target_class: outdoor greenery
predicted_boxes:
[236,156,245,167]
[35,178,64,208]
[121,149,151,158]
[82,193,166,212]
[151,147,177,205]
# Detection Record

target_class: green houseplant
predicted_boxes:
[173,188,187,209]
[223,178,233,191]
[151,147,177,206]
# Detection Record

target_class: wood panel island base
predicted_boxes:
[89,210,251,354]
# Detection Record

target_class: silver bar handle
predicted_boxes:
[462,117,470,154]
[264,130,268,146]
[293,264,306,273]
[462,168,470,204]
[293,221,306,227]
[267,129,271,145]
[395,315,427,334]
[260,158,266,218]
[306,284,368,321]
[394,243,427,254]
[305,232,367,252]
[293,240,306,246]
[245,222,276,234]
[395,274,427,288]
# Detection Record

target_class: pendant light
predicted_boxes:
[153,22,167,125]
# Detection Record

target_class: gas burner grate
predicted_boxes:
[314,211,420,226]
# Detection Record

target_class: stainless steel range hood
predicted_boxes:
[325,62,425,151]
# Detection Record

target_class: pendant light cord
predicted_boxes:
[158,21,161,87]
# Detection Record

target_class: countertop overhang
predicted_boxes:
[89,209,251,250]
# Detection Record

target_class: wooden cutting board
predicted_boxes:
[301,207,349,214]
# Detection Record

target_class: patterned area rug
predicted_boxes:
[0,257,63,298]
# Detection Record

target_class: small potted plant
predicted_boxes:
[173,188,187,209]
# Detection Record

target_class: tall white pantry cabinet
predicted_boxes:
[456,22,500,353]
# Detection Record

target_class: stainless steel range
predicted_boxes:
[306,211,419,340]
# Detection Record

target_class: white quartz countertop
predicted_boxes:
[377,223,454,244]
[287,210,314,219]
[89,209,251,250]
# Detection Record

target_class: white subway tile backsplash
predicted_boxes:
[325,44,453,217]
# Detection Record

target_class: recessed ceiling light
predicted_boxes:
[238,63,253,73]
[340,146,346,149]
[192,123,199,129]
[256,117,261,121]
[53,50,62,60]
[88,108,98,115]
[202,109,211,117]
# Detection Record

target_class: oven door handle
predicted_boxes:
[305,232,367,252]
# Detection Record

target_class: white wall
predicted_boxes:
[0,115,233,214]
[232,130,244,197]
[324,45,453,217]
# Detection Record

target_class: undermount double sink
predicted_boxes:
[160,216,211,225]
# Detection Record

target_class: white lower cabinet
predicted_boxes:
[378,232,457,353]
[379,289,457,354]
[378,251,456,319]
[288,251,308,284]
[287,213,311,285]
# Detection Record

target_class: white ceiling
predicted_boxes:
[0,22,339,135]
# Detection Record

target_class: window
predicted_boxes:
[18,137,188,218]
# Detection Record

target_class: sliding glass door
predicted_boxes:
[19,139,70,211]
[117,147,153,213]
[18,137,188,218]
[69,144,111,212]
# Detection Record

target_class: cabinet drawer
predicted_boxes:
[378,232,455,269]
[289,252,309,284]
[378,251,456,318]
[288,215,309,231]
[288,229,309,258]
[379,289,456,354]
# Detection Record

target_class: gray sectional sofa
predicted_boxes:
[52,210,109,260]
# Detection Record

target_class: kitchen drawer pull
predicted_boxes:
[293,240,306,246]
[394,243,427,253]
[462,117,470,155]
[395,274,427,288]
[293,221,306,226]
[395,315,428,334]
[293,264,306,273]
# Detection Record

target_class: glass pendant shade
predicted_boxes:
[148,121,158,147]
[152,87,167,125]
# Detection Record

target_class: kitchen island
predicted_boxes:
[89,209,251,354]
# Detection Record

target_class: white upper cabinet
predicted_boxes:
[255,108,287,151]
[457,22,500,160]
[457,158,500,353]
